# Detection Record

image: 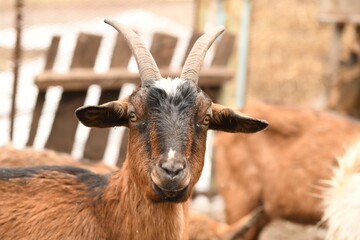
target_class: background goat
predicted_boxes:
[215,101,360,239]
[0,145,116,174]
[0,20,267,240]
[322,141,360,240]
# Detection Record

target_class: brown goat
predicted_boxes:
[0,146,260,240]
[215,101,360,239]
[0,20,267,240]
[0,145,116,174]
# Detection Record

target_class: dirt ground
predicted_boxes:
[259,220,326,240]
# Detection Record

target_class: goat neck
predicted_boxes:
[95,162,190,240]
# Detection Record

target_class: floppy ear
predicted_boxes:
[210,103,268,133]
[75,98,128,128]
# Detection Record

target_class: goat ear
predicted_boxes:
[75,99,128,128]
[210,103,268,133]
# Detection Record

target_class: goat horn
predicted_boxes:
[104,19,162,84]
[180,26,225,84]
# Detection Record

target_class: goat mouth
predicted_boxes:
[151,182,189,202]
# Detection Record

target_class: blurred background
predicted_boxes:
[1,0,360,239]
[2,0,360,147]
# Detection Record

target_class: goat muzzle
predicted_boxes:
[150,164,191,202]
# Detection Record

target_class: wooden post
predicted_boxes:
[327,23,344,95]
[193,0,209,32]
[10,0,24,141]
[236,0,252,108]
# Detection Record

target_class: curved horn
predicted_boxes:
[181,26,225,84]
[104,19,162,84]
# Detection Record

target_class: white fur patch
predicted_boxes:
[168,148,176,160]
[322,141,360,240]
[154,77,185,96]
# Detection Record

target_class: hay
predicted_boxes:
[245,0,356,106]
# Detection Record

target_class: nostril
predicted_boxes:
[161,162,185,178]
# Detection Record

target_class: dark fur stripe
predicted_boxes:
[0,165,109,192]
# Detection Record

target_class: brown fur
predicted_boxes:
[215,101,360,239]
[0,95,266,239]
[0,164,188,240]
[0,146,258,240]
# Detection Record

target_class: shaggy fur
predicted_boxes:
[215,101,360,240]
[322,141,360,240]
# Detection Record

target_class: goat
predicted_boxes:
[322,141,360,240]
[0,20,268,240]
[0,145,116,174]
[214,101,360,240]
[0,145,261,240]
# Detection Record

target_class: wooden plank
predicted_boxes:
[211,33,235,66]
[27,36,60,146]
[44,36,61,70]
[45,91,90,153]
[45,33,102,153]
[205,32,236,102]
[36,69,138,90]
[181,31,202,66]
[150,32,178,67]
[35,68,233,90]
[318,0,360,23]
[83,33,132,161]
[70,33,102,69]
[110,33,132,68]
[26,91,46,146]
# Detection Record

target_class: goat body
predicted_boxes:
[215,101,360,239]
[0,164,187,239]
[0,146,258,240]
[0,145,116,174]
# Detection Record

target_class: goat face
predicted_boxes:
[75,20,268,203]
[129,79,211,202]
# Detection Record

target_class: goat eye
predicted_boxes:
[202,115,210,125]
[129,112,138,122]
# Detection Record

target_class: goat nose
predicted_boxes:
[161,162,185,178]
